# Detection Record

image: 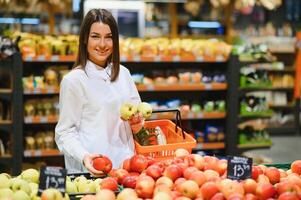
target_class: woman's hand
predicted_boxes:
[83,153,105,177]
[129,112,144,134]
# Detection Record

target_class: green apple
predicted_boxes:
[94,178,103,192]
[137,102,152,119]
[191,103,201,113]
[29,182,38,197]
[120,102,138,120]
[0,188,13,199]
[11,178,32,195]
[21,168,40,183]
[73,175,87,183]
[66,180,78,194]
[77,179,96,193]
[0,173,12,188]
[13,190,30,200]
[40,188,63,200]
[66,176,71,182]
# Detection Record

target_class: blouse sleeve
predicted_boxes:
[55,77,89,164]
[125,67,141,105]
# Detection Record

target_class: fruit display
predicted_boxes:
[120,38,232,58]
[24,98,59,119]
[0,36,18,59]
[1,150,301,199]
[240,94,274,116]
[132,71,226,85]
[239,126,272,146]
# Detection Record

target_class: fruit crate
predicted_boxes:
[134,109,197,161]
[67,172,122,200]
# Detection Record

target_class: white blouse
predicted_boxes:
[55,60,141,172]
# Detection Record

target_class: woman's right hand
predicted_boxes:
[83,153,105,177]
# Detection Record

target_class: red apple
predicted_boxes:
[278,192,299,200]
[163,164,182,181]
[155,176,174,190]
[255,183,276,200]
[291,160,301,175]
[145,164,163,180]
[252,166,264,180]
[114,168,130,184]
[174,177,186,192]
[204,169,220,182]
[100,177,118,191]
[92,155,113,173]
[265,167,280,184]
[135,175,155,198]
[243,178,258,194]
[153,184,172,196]
[257,174,270,184]
[189,170,206,187]
[174,148,190,157]
[183,166,198,179]
[95,189,116,200]
[244,193,259,200]
[179,180,199,199]
[227,193,243,200]
[200,181,219,200]
[122,175,138,189]
[211,192,226,200]
[218,179,244,199]
[216,159,227,176]
[116,188,138,200]
[276,180,300,195]
[130,155,148,173]
[122,158,131,172]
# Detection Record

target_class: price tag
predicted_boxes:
[51,55,59,61]
[146,84,155,91]
[133,56,141,62]
[154,55,161,62]
[37,55,45,61]
[24,116,32,124]
[38,166,67,195]
[227,156,252,180]
[172,55,181,62]
[216,55,224,62]
[120,56,127,62]
[205,84,212,90]
[40,117,47,123]
[196,56,204,62]
[25,56,33,61]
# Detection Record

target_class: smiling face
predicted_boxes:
[87,22,113,67]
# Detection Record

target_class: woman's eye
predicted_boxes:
[91,35,99,38]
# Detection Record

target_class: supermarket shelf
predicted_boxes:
[195,142,225,150]
[0,120,12,131]
[239,113,273,119]
[266,126,297,135]
[22,55,229,63]
[0,88,12,100]
[24,87,60,95]
[121,55,228,63]
[24,116,58,124]
[24,149,63,157]
[150,112,226,120]
[23,55,76,62]
[237,143,272,150]
[0,155,12,165]
[240,87,294,92]
[269,104,295,110]
[137,83,227,92]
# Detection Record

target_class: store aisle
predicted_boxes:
[246,135,301,164]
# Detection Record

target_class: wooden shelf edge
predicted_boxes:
[0,88,12,93]
[195,142,225,150]
[150,112,226,120]
[24,149,63,157]
[137,83,227,91]
[24,88,60,95]
[237,143,272,149]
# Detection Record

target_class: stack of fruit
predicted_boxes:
[1,150,301,199]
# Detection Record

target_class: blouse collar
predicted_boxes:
[85,60,112,81]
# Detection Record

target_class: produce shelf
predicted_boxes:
[24,87,60,95]
[237,143,272,149]
[150,111,226,120]
[0,89,12,100]
[195,142,225,150]
[240,86,294,92]
[121,55,228,62]
[137,83,227,91]
[23,55,76,62]
[0,155,12,164]
[24,115,58,124]
[24,149,63,157]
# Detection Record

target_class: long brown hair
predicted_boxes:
[74,9,120,81]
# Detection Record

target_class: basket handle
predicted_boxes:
[152,109,185,139]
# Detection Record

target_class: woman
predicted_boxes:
[55,9,141,176]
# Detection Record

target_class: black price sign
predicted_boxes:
[38,166,67,194]
[227,155,252,180]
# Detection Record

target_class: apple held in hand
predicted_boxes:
[137,102,152,119]
[120,103,138,121]
[92,155,113,174]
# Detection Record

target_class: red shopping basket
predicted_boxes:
[134,109,197,161]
